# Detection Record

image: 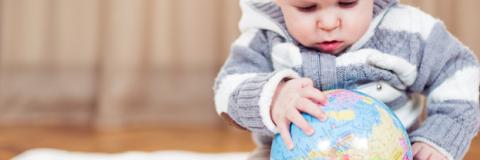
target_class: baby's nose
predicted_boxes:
[317,14,340,32]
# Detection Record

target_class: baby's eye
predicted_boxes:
[297,5,317,12]
[338,0,358,8]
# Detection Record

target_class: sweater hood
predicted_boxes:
[238,0,398,50]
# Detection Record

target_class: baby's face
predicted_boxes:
[276,0,373,54]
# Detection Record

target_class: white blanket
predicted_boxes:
[13,148,249,160]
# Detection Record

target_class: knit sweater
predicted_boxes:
[213,0,480,159]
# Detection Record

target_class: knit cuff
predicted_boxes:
[409,113,476,160]
[228,70,299,135]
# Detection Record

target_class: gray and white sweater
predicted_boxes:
[213,0,480,159]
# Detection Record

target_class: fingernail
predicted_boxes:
[320,115,328,121]
[307,128,314,135]
[288,143,294,150]
[323,100,329,105]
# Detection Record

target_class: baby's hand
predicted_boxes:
[412,142,448,160]
[270,78,328,150]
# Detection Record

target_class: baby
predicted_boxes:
[214,0,480,159]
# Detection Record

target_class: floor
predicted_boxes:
[0,126,254,159]
[0,126,479,159]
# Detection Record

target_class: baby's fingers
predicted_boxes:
[429,154,446,160]
[300,87,328,105]
[412,143,429,160]
[277,122,294,150]
[297,98,327,121]
[298,78,314,88]
[287,109,314,136]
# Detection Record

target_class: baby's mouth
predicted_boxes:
[316,41,343,53]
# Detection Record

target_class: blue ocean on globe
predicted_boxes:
[271,89,413,160]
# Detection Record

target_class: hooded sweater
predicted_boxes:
[213,0,480,159]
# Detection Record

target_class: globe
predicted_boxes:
[271,89,413,160]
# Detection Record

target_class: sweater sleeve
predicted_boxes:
[213,29,299,135]
[408,21,480,160]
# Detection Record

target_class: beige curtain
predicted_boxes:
[0,0,241,128]
[0,0,478,128]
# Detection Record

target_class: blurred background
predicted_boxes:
[0,0,479,159]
